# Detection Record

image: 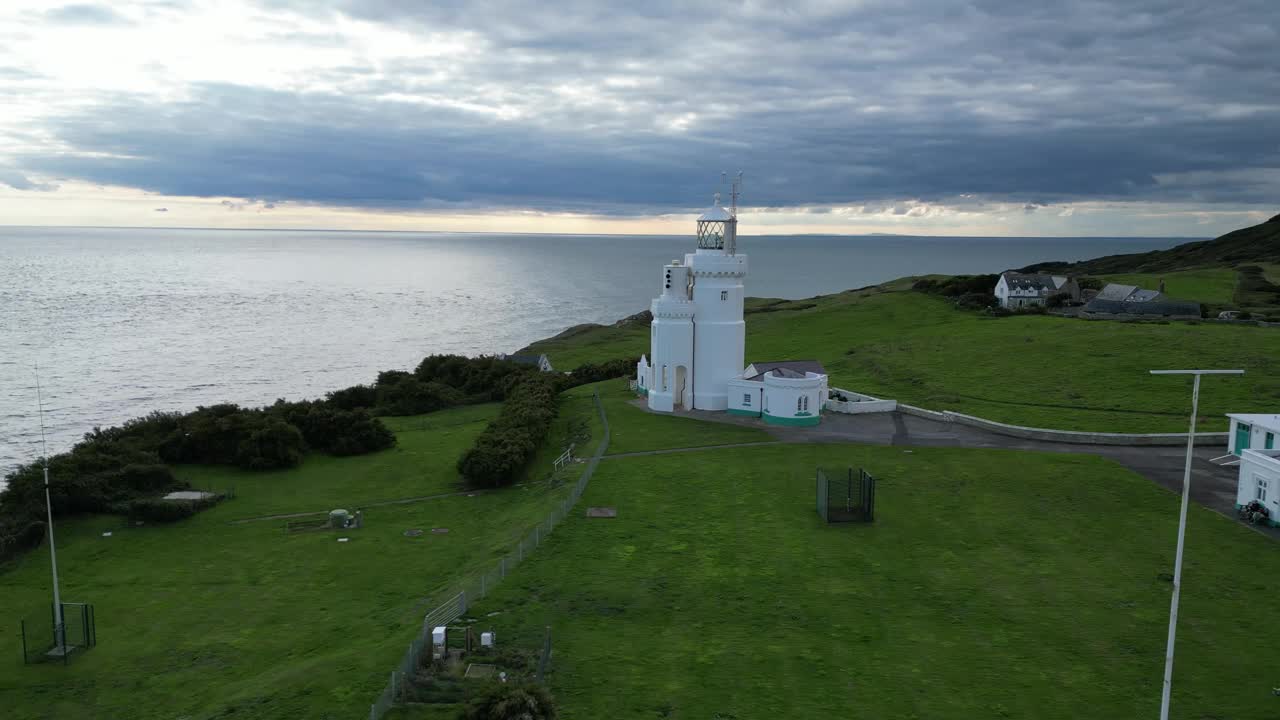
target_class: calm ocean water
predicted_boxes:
[0,226,1188,480]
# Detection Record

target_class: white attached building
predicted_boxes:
[1236,448,1280,525]
[726,361,828,427]
[636,182,827,426]
[1227,413,1280,456]
[1229,414,1280,526]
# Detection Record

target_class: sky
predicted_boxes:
[0,0,1276,236]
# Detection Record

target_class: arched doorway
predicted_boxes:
[674,366,688,410]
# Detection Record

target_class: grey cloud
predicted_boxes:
[12,0,1280,214]
[0,167,57,192]
[43,4,131,25]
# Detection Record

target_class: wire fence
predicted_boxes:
[369,390,610,720]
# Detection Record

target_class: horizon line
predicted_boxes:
[0,223,1209,240]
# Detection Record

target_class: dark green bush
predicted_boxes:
[462,682,557,720]
[325,384,377,410]
[913,274,1000,298]
[955,292,998,310]
[568,357,638,385]
[458,375,560,489]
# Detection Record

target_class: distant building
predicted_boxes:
[1229,414,1280,526]
[1096,283,1163,302]
[1080,298,1201,320]
[994,272,1079,308]
[500,353,554,372]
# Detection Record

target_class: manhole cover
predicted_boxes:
[404,529,424,537]
[586,507,617,518]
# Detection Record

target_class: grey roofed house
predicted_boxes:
[1081,298,1202,318]
[742,360,827,382]
[1096,283,1163,302]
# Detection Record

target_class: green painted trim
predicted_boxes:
[764,412,820,427]
[727,408,760,417]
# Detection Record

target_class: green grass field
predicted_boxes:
[1099,267,1239,304]
[597,383,771,455]
[469,444,1280,719]
[524,286,1280,432]
[0,399,594,720]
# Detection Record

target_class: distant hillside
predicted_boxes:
[1021,213,1280,275]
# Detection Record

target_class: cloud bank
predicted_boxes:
[1,0,1276,226]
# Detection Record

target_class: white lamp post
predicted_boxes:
[34,366,66,655]
[1148,369,1244,720]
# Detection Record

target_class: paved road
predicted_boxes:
[643,402,1274,538]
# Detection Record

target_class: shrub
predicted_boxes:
[1045,292,1072,308]
[1240,500,1271,525]
[236,419,305,470]
[462,682,557,720]
[459,375,560,489]
[913,274,1000,298]
[568,357,638,386]
[325,384,377,410]
[1077,277,1104,291]
[376,376,466,416]
[955,292,998,310]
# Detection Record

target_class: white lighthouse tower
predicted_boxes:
[637,175,749,412]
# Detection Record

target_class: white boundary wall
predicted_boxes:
[825,387,898,415]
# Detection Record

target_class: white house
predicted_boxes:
[994,272,1078,308]
[635,179,829,426]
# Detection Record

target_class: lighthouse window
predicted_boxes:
[662,365,668,390]
[720,291,728,301]
[743,393,752,406]
[797,397,804,413]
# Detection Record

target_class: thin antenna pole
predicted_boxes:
[34,363,65,654]
[1148,368,1243,720]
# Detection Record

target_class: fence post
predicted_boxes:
[501,556,506,578]
[390,670,397,701]
[460,590,468,614]
[370,704,376,720]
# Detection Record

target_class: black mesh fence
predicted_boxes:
[21,602,96,665]
[817,467,876,523]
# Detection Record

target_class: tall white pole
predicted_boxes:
[1148,369,1242,720]
[34,366,65,652]
[1159,373,1199,720]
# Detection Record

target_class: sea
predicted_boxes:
[0,226,1191,482]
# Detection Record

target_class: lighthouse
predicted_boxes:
[636,176,749,412]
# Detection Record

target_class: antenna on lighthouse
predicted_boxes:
[731,171,743,216]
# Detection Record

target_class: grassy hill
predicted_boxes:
[521,284,1280,433]
[1025,213,1280,275]
[456,427,1280,719]
[0,399,599,720]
